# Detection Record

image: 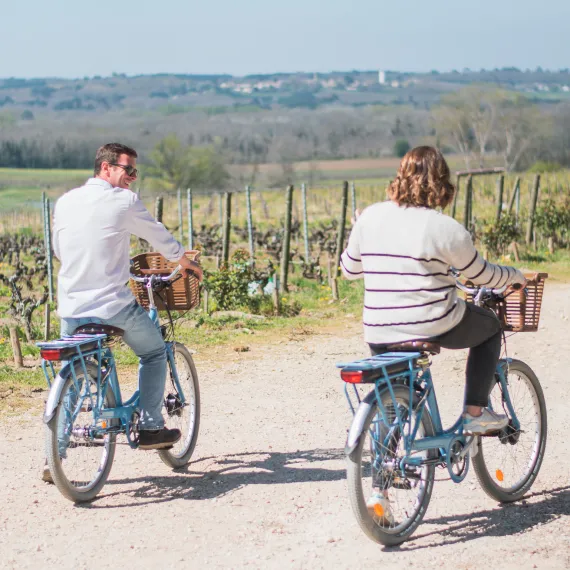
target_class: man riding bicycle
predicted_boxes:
[51,142,202,453]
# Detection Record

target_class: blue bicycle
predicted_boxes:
[37,265,200,502]
[338,277,548,545]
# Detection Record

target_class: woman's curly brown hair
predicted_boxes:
[387,146,455,209]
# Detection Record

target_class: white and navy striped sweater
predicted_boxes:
[340,201,525,344]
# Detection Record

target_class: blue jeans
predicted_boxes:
[61,301,167,430]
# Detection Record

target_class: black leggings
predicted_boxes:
[369,303,502,407]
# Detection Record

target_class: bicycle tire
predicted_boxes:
[45,360,116,503]
[158,342,200,468]
[346,385,436,546]
[473,359,547,502]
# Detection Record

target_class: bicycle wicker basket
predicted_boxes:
[130,251,201,311]
[465,272,548,332]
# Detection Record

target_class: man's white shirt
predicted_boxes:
[53,178,184,319]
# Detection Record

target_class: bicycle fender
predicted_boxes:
[345,391,376,457]
[43,363,72,424]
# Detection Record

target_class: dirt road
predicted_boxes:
[1,284,569,569]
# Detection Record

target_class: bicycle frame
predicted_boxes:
[341,352,519,480]
[38,272,188,449]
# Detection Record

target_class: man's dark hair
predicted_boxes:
[94,143,137,175]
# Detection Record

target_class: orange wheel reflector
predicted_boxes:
[373,504,385,517]
[101,421,107,429]
[496,469,504,482]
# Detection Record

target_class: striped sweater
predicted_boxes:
[340,200,525,344]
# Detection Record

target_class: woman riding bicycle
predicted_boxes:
[340,146,526,436]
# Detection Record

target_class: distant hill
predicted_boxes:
[1,68,569,114]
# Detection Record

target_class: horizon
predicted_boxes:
[2,66,569,82]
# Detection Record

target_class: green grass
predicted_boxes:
[0,274,364,397]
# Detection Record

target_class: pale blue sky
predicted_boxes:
[3,0,569,78]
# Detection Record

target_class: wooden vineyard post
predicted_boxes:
[350,181,356,218]
[463,175,473,229]
[301,183,310,262]
[526,174,540,245]
[280,185,293,293]
[42,193,54,303]
[187,188,194,250]
[9,328,23,368]
[334,181,349,277]
[245,185,255,264]
[495,174,505,223]
[222,192,232,265]
[155,196,163,223]
[451,175,461,219]
[272,271,280,315]
[331,277,339,301]
[507,177,521,218]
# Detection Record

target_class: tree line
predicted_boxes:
[0,88,569,174]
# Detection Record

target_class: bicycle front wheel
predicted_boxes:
[346,385,436,546]
[473,359,547,502]
[158,342,200,468]
[45,361,116,503]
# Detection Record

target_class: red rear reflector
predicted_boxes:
[341,370,363,384]
[41,349,64,361]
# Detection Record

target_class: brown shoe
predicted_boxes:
[138,428,181,450]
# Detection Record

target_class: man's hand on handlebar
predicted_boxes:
[177,255,203,282]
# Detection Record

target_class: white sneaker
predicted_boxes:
[366,493,395,526]
[463,408,509,435]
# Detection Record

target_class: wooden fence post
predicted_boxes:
[271,271,280,315]
[463,175,473,229]
[222,192,232,265]
[280,185,294,293]
[42,194,54,303]
[245,185,254,264]
[451,175,461,219]
[526,174,540,245]
[301,183,310,261]
[350,181,356,217]
[495,175,505,223]
[334,181,349,278]
[9,327,23,368]
[187,188,194,250]
[507,177,521,217]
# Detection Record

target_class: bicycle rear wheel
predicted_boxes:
[473,359,547,502]
[346,385,436,546]
[158,342,200,468]
[45,361,116,503]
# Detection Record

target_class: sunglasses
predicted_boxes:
[109,163,138,177]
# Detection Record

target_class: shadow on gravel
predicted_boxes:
[76,448,346,509]
[388,485,570,551]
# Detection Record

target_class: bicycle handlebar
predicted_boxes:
[129,265,182,283]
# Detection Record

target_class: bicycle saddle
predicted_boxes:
[73,324,125,338]
[384,340,441,355]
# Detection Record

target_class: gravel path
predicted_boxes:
[0,284,569,569]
